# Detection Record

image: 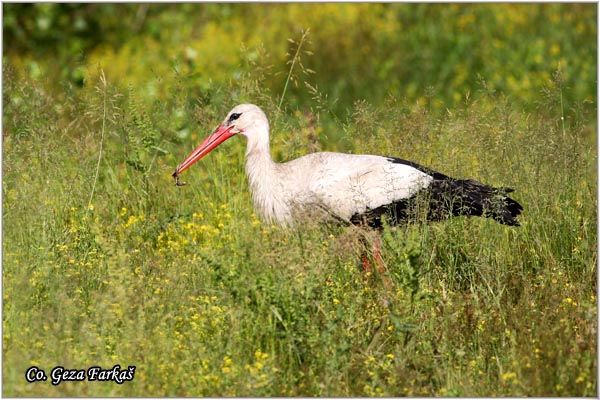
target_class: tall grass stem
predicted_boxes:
[88,69,107,210]
[277,29,310,115]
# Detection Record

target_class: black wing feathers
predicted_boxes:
[349,157,523,228]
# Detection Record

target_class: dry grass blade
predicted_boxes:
[87,68,108,211]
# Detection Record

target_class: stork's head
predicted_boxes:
[173,104,269,182]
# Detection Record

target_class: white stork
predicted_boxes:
[173,104,523,233]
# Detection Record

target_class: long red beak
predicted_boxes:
[172,124,235,183]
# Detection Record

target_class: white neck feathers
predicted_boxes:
[243,126,292,226]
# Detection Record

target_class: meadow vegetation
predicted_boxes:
[3,3,597,397]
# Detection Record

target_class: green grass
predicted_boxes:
[4,4,596,115]
[3,57,596,397]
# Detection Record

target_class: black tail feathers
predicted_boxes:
[348,175,523,229]
[429,178,523,226]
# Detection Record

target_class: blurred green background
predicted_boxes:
[4,3,597,117]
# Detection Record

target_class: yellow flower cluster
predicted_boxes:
[361,352,397,396]
[156,204,234,256]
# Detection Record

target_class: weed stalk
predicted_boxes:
[88,69,108,211]
[277,28,311,114]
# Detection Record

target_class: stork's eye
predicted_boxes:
[229,113,242,122]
